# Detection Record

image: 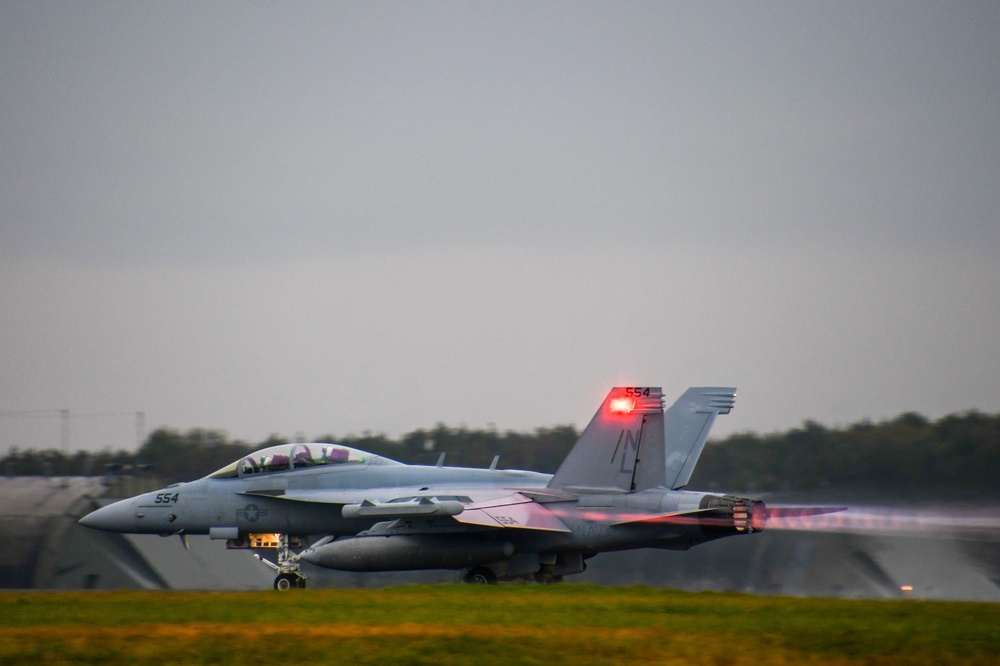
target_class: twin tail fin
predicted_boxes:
[547,386,736,493]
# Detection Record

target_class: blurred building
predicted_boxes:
[0,476,270,589]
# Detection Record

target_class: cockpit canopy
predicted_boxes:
[207,443,399,479]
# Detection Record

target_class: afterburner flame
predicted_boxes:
[765,505,1000,537]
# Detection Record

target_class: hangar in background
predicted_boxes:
[0,476,271,590]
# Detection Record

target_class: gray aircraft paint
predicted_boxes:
[80,387,840,587]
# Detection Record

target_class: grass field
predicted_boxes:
[1,586,998,665]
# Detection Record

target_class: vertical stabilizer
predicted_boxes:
[548,387,665,493]
[663,387,737,490]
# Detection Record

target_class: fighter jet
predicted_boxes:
[79,386,843,589]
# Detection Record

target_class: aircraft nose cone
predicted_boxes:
[79,499,135,532]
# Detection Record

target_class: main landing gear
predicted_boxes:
[463,567,498,584]
[254,534,307,590]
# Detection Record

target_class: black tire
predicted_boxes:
[464,567,498,585]
[274,573,296,591]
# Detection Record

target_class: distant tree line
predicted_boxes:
[0,425,580,484]
[689,411,999,500]
[2,411,996,500]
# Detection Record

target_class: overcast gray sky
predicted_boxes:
[2,2,998,452]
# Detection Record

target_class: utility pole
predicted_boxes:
[60,409,70,453]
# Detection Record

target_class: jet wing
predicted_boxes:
[248,488,570,531]
[453,493,571,533]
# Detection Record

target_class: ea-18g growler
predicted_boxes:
[80,387,842,589]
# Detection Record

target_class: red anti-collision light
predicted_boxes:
[609,397,635,414]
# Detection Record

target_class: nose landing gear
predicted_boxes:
[253,533,307,590]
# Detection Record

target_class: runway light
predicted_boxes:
[609,397,635,414]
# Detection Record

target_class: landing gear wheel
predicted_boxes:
[256,534,308,591]
[463,567,498,585]
[274,573,303,591]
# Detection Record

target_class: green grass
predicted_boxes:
[1,586,997,665]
